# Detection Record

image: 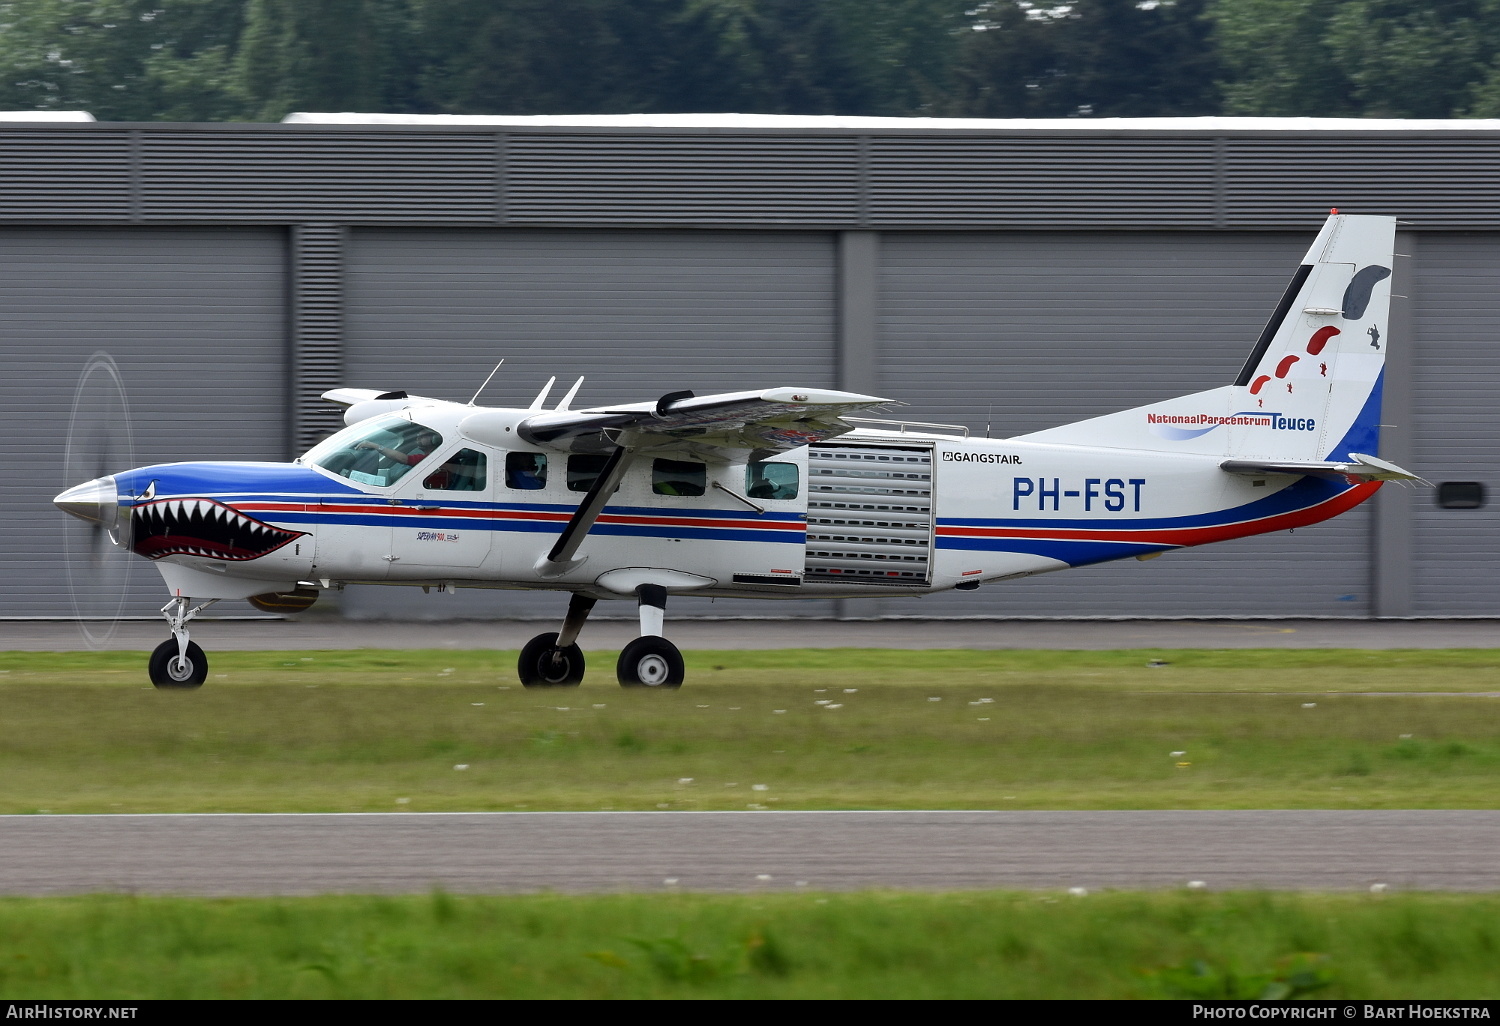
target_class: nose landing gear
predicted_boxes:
[148,596,216,689]
[516,584,685,689]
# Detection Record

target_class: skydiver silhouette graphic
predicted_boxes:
[1368,325,1381,349]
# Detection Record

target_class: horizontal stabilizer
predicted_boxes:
[1221,451,1424,483]
[323,388,405,407]
[321,388,449,427]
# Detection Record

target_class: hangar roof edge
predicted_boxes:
[281,112,1500,133]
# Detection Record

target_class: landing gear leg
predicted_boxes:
[148,596,217,689]
[518,593,593,687]
[617,584,684,689]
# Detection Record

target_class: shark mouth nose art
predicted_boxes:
[131,498,304,561]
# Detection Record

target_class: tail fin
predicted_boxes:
[1017,213,1395,462]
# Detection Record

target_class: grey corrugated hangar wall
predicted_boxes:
[875,231,1374,619]
[338,227,841,619]
[2,228,287,618]
[1413,234,1500,615]
[1,119,1497,620]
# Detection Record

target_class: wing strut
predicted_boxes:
[535,443,637,577]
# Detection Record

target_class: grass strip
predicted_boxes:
[0,890,1496,999]
[8,646,1500,680]
[2,648,1499,813]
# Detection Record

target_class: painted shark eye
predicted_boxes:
[139,480,156,501]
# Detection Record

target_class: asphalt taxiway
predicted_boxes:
[5,617,1500,652]
[2,811,1496,895]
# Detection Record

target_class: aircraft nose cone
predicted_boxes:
[54,476,118,527]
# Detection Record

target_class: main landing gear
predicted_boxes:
[518,585,684,689]
[148,596,217,689]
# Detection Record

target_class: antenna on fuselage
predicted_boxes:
[528,376,557,411]
[467,359,505,406]
[556,376,585,411]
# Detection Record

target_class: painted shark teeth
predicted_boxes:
[130,497,304,561]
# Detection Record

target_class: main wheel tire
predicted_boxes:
[616,636,684,689]
[518,632,585,687]
[148,639,208,689]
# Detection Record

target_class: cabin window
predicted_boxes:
[653,459,706,496]
[306,416,444,488]
[506,452,548,490]
[1436,482,1486,509]
[567,454,611,492]
[423,448,486,491]
[746,461,799,500]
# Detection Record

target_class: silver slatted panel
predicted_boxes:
[804,445,933,586]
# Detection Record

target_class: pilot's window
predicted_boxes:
[424,448,486,491]
[567,454,611,492]
[306,416,444,488]
[747,461,799,500]
[653,459,706,497]
[506,452,548,490]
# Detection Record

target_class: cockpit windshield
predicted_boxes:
[303,416,445,488]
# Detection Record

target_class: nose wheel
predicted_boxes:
[149,596,215,689]
[148,639,208,688]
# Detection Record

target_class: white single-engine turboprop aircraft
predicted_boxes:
[56,212,1419,689]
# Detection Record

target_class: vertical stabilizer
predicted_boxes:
[1017,213,1395,461]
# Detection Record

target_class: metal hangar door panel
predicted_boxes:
[2,228,288,618]
[341,227,838,620]
[1411,233,1500,615]
[876,230,1374,619]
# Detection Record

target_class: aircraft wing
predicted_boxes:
[1220,452,1424,483]
[500,387,894,460]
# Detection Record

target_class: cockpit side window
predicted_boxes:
[305,417,445,488]
[424,448,486,491]
[747,461,799,500]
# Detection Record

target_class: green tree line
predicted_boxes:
[2,0,1499,122]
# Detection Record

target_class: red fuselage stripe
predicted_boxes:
[232,502,805,532]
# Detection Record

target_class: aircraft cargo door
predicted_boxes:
[804,444,934,587]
